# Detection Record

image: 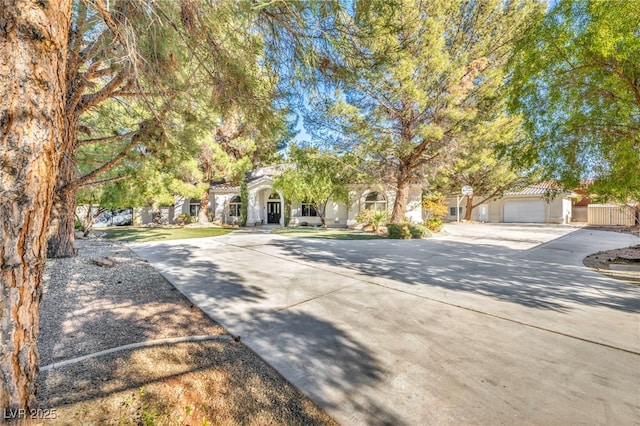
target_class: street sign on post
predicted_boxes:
[461,185,473,196]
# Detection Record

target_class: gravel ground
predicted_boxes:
[39,238,225,367]
[36,237,336,425]
[581,226,640,283]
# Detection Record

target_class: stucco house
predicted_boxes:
[105,170,577,227]
[444,182,575,224]
[209,166,423,227]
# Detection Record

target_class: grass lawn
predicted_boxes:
[102,226,235,242]
[272,227,384,240]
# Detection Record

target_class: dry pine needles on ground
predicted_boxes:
[38,238,336,425]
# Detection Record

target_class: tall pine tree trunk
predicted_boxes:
[0,0,72,410]
[198,189,210,223]
[391,173,411,223]
[47,143,78,258]
[48,109,80,258]
[47,181,78,257]
[198,160,212,223]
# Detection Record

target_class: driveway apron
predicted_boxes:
[132,226,640,425]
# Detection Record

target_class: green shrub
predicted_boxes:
[387,223,411,239]
[355,209,374,225]
[370,210,387,233]
[408,223,431,239]
[175,213,195,225]
[355,209,387,233]
[424,217,444,232]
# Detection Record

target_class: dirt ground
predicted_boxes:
[582,226,640,283]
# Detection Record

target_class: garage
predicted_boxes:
[503,200,546,223]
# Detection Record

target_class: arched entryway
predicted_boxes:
[267,192,282,224]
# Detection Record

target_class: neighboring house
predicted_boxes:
[80,198,199,227]
[444,182,575,224]
[210,166,423,227]
[571,180,637,226]
[133,199,187,225]
[570,179,594,222]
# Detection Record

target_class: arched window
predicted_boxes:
[269,192,280,200]
[365,192,387,211]
[229,196,241,217]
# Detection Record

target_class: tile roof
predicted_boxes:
[210,181,239,191]
[210,164,292,191]
[210,174,277,192]
[252,164,293,177]
[505,181,569,196]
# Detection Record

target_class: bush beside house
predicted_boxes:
[387,222,431,239]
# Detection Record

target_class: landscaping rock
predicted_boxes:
[92,257,117,267]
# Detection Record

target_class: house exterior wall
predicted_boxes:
[444,196,480,222]
[211,180,425,228]
[562,199,572,224]
[248,188,263,224]
[134,207,154,225]
[289,198,349,227]
[211,192,239,224]
[133,206,175,225]
[175,197,187,215]
[444,194,569,224]
[344,186,423,227]
[406,186,424,222]
[347,187,393,227]
[251,186,284,225]
[133,196,208,225]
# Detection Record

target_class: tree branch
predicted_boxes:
[79,174,130,188]
[77,130,137,146]
[77,69,130,113]
[604,58,640,108]
[471,178,527,209]
[76,132,142,187]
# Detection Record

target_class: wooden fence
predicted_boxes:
[587,204,637,226]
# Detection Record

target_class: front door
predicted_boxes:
[267,201,281,224]
[478,204,489,222]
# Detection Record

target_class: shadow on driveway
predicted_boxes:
[271,236,640,313]
[132,242,403,424]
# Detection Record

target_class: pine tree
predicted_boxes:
[0,0,72,410]
[49,0,286,256]
[302,0,542,222]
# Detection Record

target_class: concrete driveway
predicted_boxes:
[132,224,640,425]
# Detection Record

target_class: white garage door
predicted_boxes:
[503,201,545,223]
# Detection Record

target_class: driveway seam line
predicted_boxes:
[366,280,640,356]
[276,284,359,312]
[145,235,638,357]
[220,237,640,357]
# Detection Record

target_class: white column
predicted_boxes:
[278,191,284,226]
